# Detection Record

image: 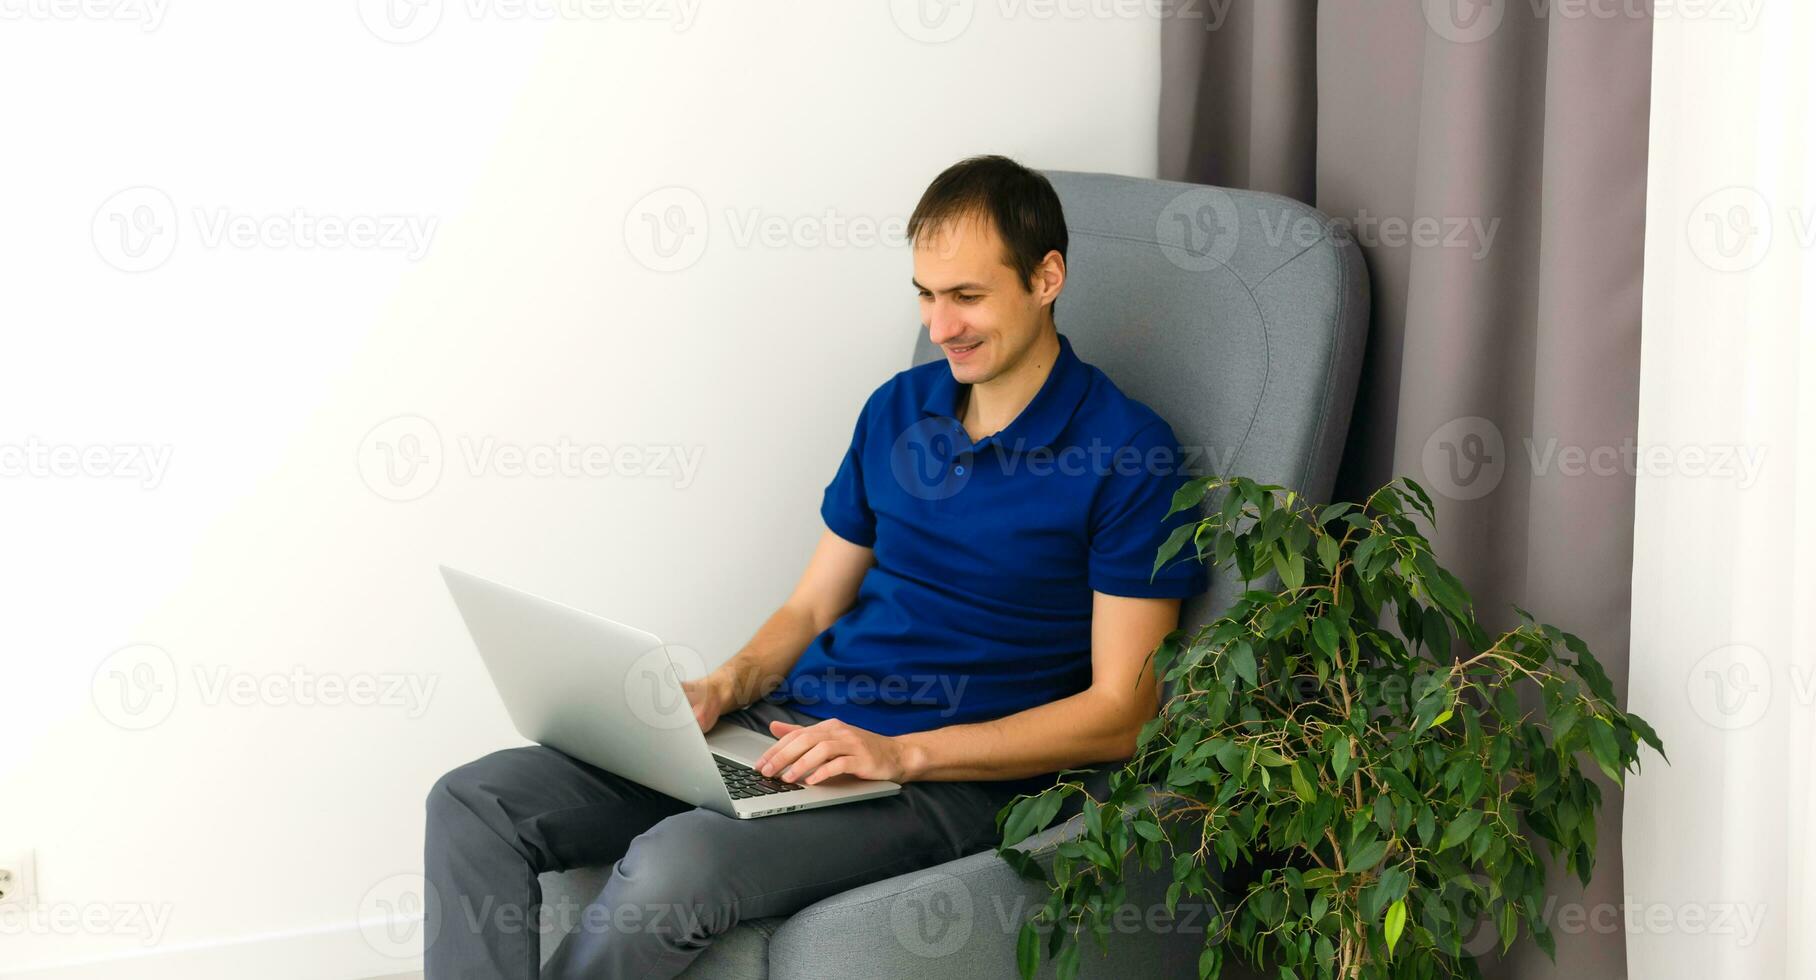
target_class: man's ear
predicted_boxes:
[1032,249,1066,307]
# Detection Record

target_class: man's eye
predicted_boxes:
[957,294,980,303]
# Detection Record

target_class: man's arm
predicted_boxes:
[894,592,1181,781]
[689,529,873,724]
[754,591,1181,785]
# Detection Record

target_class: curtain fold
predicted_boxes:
[1161,3,1655,977]
[1625,2,1815,976]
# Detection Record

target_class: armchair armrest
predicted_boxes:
[766,783,1217,980]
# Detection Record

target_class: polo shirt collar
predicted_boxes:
[919,331,1090,455]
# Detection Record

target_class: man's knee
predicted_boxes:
[425,747,541,838]
[607,813,742,942]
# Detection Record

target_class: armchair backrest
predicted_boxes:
[909,170,1370,634]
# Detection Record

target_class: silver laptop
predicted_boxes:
[438,566,901,819]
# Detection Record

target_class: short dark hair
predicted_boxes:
[907,155,1068,317]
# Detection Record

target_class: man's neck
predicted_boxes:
[957,326,1060,442]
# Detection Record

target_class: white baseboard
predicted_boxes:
[2,917,421,980]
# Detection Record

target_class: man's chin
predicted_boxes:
[947,361,989,384]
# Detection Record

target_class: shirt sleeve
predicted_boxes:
[819,393,878,548]
[1087,419,1209,598]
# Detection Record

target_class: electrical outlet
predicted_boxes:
[0,850,37,908]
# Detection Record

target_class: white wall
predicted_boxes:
[0,1,1159,975]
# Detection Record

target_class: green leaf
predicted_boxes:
[1345,838,1388,872]
[996,845,1051,884]
[1401,478,1436,522]
[1413,552,1467,620]
[1385,899,1407,957]
[1588,716,1625,785]
[1002,790,1068,847]
[1421,604,1451,658]
[1311,617,1339,658]
[1550,698,1580,745]
[1229,641,1258,688]
[1628,712,1668,761]
[1199,943,1222,980]
[1317,502,1353,525]
[1254,747,1291,768]
[1017,922,1040,979]
[1376,865,1410,904]
[1439,809,1483,852]
[1166,476,1213,518]
[1151,521,1199,583]
[1564,631,1619,704]
[1317,533,1341,572]
[1290,761,1316,803]
[1274,546,1305,591]
[1080,839,1116,870]
[1498,898,1520,952]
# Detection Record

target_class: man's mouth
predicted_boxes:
[948,340,983,359]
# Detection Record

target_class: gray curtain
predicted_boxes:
[1160,2,1653,978]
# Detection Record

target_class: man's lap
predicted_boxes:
[438,699,1044,889]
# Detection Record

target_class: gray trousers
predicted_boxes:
[423,698,1060,979]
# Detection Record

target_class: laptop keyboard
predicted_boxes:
[713,755,806,800]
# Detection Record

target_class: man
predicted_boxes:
[424,155,1208,978]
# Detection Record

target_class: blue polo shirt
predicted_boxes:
[765,332,1208,737]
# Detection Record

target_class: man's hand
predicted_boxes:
[679,674,736,733]
[755,717,919,786]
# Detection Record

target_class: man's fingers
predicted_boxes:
[761,731,815,775]
[756,721,800,768]
[760,725,829,776]
[780,741,846,783]
[755,725,792,770]
[804,757,851,785]
[758,720,824,771]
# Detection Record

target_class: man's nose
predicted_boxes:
[926,301,964,344]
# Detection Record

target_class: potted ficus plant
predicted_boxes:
[994,476,1666,980]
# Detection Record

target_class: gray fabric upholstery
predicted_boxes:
[537,170,1367,978]
[538,868,785,978]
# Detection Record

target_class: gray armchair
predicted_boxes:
[538,169,1368,978]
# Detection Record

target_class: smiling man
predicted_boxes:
[423,155,1207,979]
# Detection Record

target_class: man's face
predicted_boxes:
[912,213,1057,386]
